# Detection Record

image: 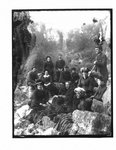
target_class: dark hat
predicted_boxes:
[81,67,89,73]
[46,56,51,60]
[71,67,76,71]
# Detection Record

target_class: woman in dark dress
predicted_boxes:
[43,56,54,81]
[42,70,58,97]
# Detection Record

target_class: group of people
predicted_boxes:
[26,45,108,116]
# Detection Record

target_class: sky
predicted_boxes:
[29,10,110,33]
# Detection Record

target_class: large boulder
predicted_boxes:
[14,85,30,111]
[72,110,111,135]
[14,104,32,128]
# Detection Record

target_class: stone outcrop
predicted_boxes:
[91,99,104,113]
[72,109,111,135]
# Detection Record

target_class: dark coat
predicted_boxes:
[30,89,48,109]
[43,61,54,75]
[26,70,38,85]
[60,71,71,83]
[59,86,68,95]
[65,85,76,107]
[95,52,108,83]
[55,59,65,70]
[71,72,79,83]
[77,98,92,111]
[78,76,98,97]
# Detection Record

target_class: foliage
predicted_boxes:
[23,24,65,77]
[65,24,100,69]
[13,12,111,86]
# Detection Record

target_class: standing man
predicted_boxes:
[55,54,65,82]
[92,45,108,85]
[89,45,108,101]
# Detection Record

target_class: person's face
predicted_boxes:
[76,92,80,99]
[58,55,62,60]
[65,82,70,89]
[72,70,75,73]
[82,72,88,79]
[32,68,36,72]
[95,48,100,54]
[37,84,43,90]
[45,70,48,75]
[47,57,51,62]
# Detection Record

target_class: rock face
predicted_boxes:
[91,99,104,113]
[14,104,32,128]
[102,85,111,116]
[14,115,58,136]
[14,83,112,136]
[102,85,111,105]
[91,84,111,116]
[72,110,111,135]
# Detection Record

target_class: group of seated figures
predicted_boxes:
[26,45,109,123]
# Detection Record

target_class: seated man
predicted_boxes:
[59,66,71,83]
[28,82,49,110]
[78,67,98,98]
[71,67,80,85]
[26,67,38,86]
[63,82,76,111]
[49,82,76,113]
[27,82,49,123]
[59,81,71,95]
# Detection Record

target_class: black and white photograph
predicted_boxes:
[12,9,112,137]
